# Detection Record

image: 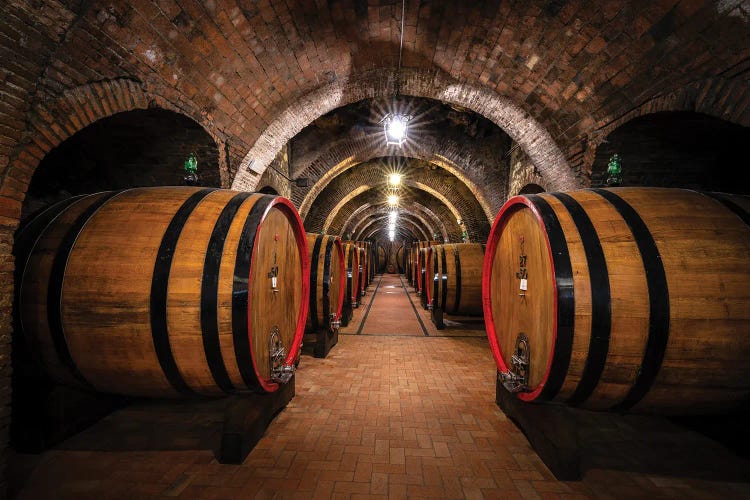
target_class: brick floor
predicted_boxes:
[9,275,750,498]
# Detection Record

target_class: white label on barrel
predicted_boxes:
[520,278,528,291]
[272,276,278,288]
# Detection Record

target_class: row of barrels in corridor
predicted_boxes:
[302,236,376,357]
[13,186,750,415]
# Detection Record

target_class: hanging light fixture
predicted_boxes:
[388,172,402,187]
[382,113,411,147]
[380,0,411,147]
[387,194,399,206]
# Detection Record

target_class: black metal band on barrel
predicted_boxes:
[440,246,448,311]
[49,191,123,388]
[592,189,670,412]
[552,192,612,406]
[152,188,216,396]
[232,195,275,392]
[322,237,334,327]
[526,195,575,402]
[451,245,462,314]
[309,235,323,330]
[201,192,252,393]
[704,192,750,227]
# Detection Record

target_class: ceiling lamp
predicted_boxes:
[387,194,399,206]
[388,172,402,187]
[382,114,411,147]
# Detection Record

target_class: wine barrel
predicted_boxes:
[428,243,484,316]
[17,187,309,397]
[353,241,368,290]
[483,188,750,414]
[341,242,360,327]
[417,246,432,297]
[419,246,434,309]
[305,234,345,333]
[413,241,439,290]
[396,245,405,274]
[377,244,387,274]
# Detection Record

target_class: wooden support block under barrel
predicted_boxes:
[220,375,295,464]
[495,372,580,480]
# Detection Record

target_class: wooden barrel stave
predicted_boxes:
[19,187,309,398]
[484,187,750,414]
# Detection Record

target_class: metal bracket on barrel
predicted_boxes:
[499,333,530,393]
[269,326,294,384]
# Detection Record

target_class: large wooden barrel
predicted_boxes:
[428,243,484,316]
[341,242,360,326]
[305,234,345,333]
[353,241,369,290]
[396,245,405,274]
[413,241,438,290]
[416,246,432,297]
[377,243,387,273]
[483,188,750,414]
[17,187,309,397]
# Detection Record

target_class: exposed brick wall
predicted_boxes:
[303,158,489,243]
[579,76,750,182]
[507,145,546,197]
[20,108,221,219]
[339,201,447,243]
[590,111,750,191]
[289,97,512,223]
[233,67,576,192]
[293,131,506,223]
[325,189,462,242]
[256,144,292,199]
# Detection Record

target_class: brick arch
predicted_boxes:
[582,77,750,179]
[355,214,429,242]
[1,78,227,209]
[328,189,462,242]
[346,206,441,242]
[307,159,488,242]
[232,67,576,192]
[316,185,372,231]
[341,202,447,243]
[294,134,498,222]
[320,181,466,241]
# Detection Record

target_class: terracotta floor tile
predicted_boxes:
[8,274,750,499]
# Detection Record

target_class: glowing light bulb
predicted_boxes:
[387,194,399,205]
[387,119,406,140]
[388,173,402,186]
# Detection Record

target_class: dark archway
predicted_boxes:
[21,108,221,222]
[592,112,750,193]
[518,183,545,195]
[258,185,279,195]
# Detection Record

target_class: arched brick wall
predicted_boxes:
[581,77,750,181]
[328,189,462,242]
[341,202,447,243]
[355,214,429,242]
[232,68,576,193]
[305,159,489,242]
[294,134,500,222]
